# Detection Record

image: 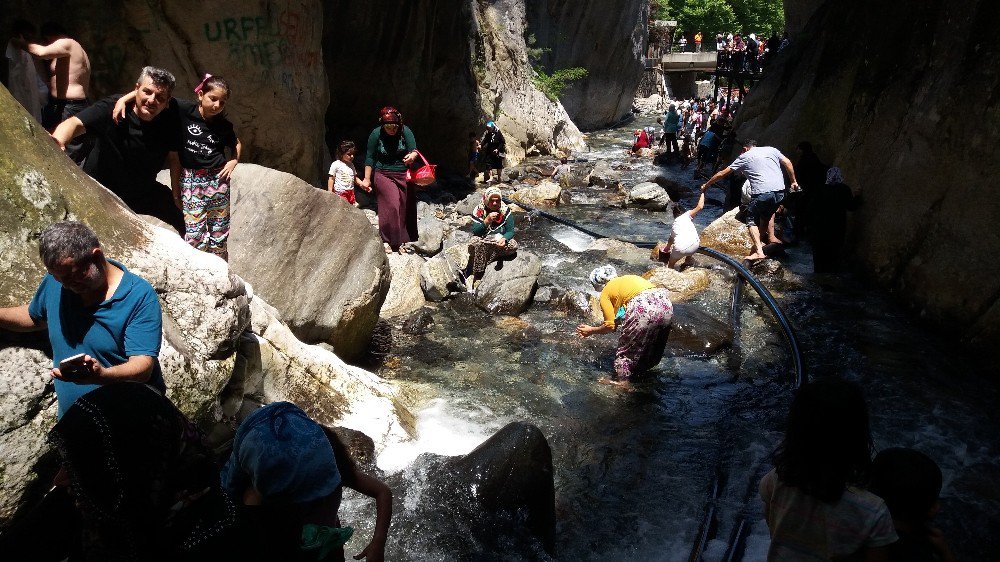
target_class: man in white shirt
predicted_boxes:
[700,139,800,260]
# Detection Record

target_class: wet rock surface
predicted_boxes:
[475,250,542,315]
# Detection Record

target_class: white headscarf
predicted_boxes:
[589,265,618,289]
[826,166,844,185]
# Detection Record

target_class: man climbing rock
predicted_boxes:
[700,139,800,260]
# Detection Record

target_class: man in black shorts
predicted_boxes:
[51,66,184,234]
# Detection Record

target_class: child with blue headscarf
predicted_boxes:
[222,402,392,561]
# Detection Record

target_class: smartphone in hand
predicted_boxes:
[58,353,90,380]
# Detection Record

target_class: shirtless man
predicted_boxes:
[16,22,92,163]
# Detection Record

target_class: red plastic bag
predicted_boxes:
[406,150,437,187]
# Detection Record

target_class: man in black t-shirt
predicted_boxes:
[51,66,184,233]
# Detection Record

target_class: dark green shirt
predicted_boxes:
[471,212,515,240]
[364,125,416,172]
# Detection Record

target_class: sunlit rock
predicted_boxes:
[510,180,562,207]
[475,250,542,315]
[700,207,753,258]
[381,254,427,319]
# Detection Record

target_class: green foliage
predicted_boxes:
[526,33,550,64]
[652,0,673,20]
[728,0,785,36]
[676,0,736,35]
[652,0,784,35]
[532,67,588,102]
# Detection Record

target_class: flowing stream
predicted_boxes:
[340,117,1000,561]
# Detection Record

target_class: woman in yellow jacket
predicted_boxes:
[577,266,675,388]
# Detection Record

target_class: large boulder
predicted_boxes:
[644,266,711,302]
[0,89,249,524]
[221,164,390,361]
[587,161,622,189]
[623,181,672,211]
[668,303,733,355]
[420,251,465,302]
[236,297,412,446]
[700,207,752,258]
[411,217,446,256]
[394,422,555,557]
[509,180,562,207]
[475,250,541,315]
[380,253,426,319]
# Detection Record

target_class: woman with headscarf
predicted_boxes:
[464,186,518,291]
[576,266,675,389]
[479,121,506,183]
[45,383,238,561]
[222,402,392,562]
[807,166,862,273]
[363,106,420,253]
[630,128,652,155]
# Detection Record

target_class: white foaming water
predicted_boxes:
[550,225,595,252]
[377,398,502,474]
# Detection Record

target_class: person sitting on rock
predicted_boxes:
[222,402,392,562]
[576,266,674,390]
[0,221,165,419]
[463,186,517,293]
[551,157,571,183]
[630,128,651,155]
[653,192,704,270]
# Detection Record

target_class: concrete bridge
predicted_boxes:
[660,52,717,72]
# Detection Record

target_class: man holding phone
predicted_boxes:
[0,221,164,418]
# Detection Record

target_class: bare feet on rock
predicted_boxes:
[744,252,766,261]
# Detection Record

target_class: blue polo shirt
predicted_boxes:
[28,259,165,418]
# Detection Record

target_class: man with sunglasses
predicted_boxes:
[0,221,164,418]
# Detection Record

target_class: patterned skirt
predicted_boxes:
[180,167,231,256]
[468,237,518,276]
[613,288,674,380]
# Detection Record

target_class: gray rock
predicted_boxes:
[223,164,390,361]
[624,181,672,211]
[509,180,561,207]
[380,253,427,318]
[421,253,465,301]
[669,303,733,355]
[475,250,542,315]
[586,161,621,189]
[401,308,435,335]
[411,217,446,256]
[455,192,482,217]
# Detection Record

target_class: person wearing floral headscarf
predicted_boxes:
[577,266,674,389]
[807,166,862,273]
[464,186,518,292]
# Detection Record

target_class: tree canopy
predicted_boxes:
[652,0,784,36]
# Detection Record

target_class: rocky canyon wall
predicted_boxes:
[736,0,1000,353]
[526,0,649,130]
[3,0,329,182]
[3,0,650,177]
